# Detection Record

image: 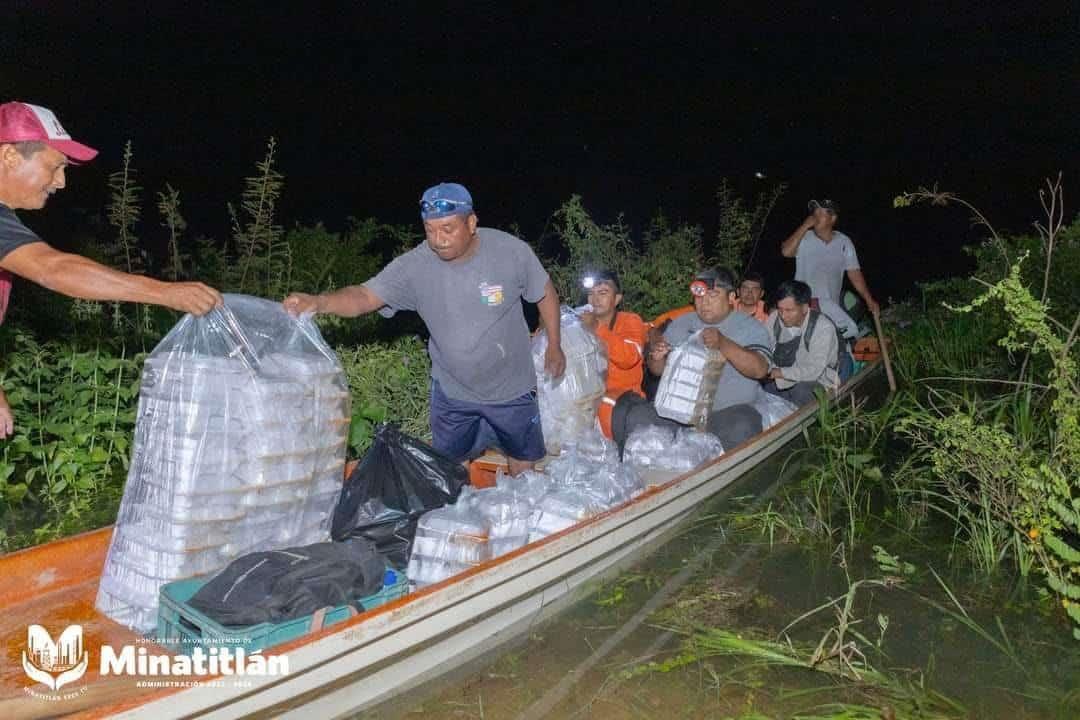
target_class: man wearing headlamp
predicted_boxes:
[647,267,774,448]
[578,269,647,439]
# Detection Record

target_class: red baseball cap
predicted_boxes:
[0,102,98,162]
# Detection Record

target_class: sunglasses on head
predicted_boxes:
[421,198,471,215]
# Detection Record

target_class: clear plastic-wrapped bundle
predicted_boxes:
[568,425,620,464]
[624,424,679,469]
[664,428,724,472]
[543,450,637,508]
[496,469,551,502]
[625,425,723,473]
[95,295,350,631]
[654,330,726,429]
[532,306,607,454]
[459,482,534,558]
[753,391,801,429]
[407,502,491,587]
[527,488,607,542]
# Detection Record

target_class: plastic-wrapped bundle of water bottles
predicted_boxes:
[95,295,350,632]
[531,306,607,454]
[654,330,726,428]
[406,502,491,587]
[625,425,724,473]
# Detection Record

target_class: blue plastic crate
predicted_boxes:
[156,569,408,654]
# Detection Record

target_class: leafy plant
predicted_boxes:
[336,336,431,456]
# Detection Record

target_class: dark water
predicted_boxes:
[357,456,1080,720]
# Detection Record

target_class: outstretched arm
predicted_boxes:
[1,242,222,315]
[284,285,386,318]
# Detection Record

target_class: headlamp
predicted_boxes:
[582,275,596,290]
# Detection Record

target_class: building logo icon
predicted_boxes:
[22,624,89,691]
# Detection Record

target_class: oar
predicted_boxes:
[872,310,897,393]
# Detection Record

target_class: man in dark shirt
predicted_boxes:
[0,101,222,437]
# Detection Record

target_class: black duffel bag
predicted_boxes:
[331,423,468,566]
[188,537,385,627]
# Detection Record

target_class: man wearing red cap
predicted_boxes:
[0,101,223,437]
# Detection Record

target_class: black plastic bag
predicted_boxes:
[188,538,385,627]
[331,424,468,566]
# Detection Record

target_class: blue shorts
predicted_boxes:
[429,379,546,463]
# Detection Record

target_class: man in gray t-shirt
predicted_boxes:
[647,267,774,449]
[284,182,565,475]
[780,199,879,316]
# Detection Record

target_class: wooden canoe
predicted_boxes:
[0,361,882,719]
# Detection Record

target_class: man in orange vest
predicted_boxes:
[736,271,770,324]
[578,270,648,439]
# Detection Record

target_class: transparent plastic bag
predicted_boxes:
[568,425,620,464]
[495,468,551,504]
[624,424,679,469]
[527,488,607,541]
[407,502,491,587]
[753,392,800,429]
[625,424,723,473]
[459,484,534,558]
[654,330,726,428]
[96,295,350,631]
[532,306,607,454]
[545,450,635,508]
[661,428,725,472]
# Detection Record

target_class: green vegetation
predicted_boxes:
[738,178,1080,643]
[0,135,777,549]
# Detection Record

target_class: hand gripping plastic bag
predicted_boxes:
[531,305,608,454]
[331,423,468,567]
[654,330,726,428]
[96,295,350,632]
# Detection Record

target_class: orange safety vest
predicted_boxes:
[595,311,648,438]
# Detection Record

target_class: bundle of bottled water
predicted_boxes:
[531,306,607,454]
[95,295,350,632]
[654,330,726,429]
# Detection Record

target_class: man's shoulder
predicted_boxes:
[722,308,768,338]
[615,310,646,331]
[478,226,529,251]
[666,311,702,334]
[835,230,855,246]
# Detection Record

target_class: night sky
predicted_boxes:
[8,2,1079,302]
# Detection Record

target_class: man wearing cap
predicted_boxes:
[780,199,880,316]
[0,101,223,438]
[578,270,648,439]
[284,182,565,475]
[647,267,774,448]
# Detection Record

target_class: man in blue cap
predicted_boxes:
[284,182,565,474]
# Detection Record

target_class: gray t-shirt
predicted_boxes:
[663,310,774,411]
[794,229,860,303]
[364,227,550,403]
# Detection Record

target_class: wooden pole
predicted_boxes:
[872,310,897,393]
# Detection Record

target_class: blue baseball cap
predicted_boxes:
[420,182,474,221]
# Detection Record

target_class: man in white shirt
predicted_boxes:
[780,199,879,316]
[765,280,841,406]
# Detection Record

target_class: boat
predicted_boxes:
[0,360,882,720]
